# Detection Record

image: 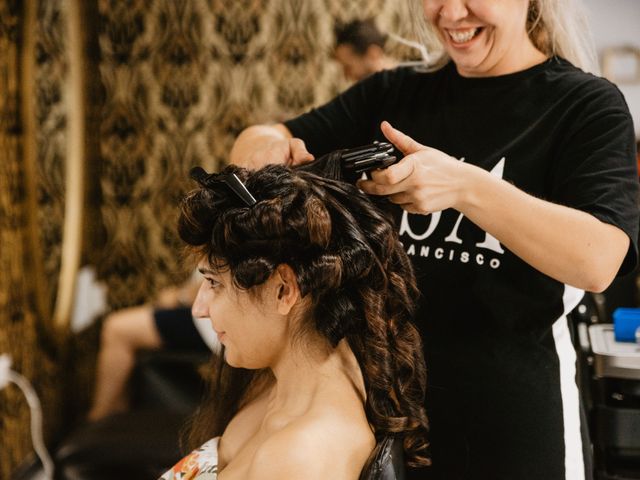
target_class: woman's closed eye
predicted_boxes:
[205,277,222,290]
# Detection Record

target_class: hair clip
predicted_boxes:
[190,166,257,207]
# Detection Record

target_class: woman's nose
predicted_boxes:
[438,0,469,22]
[191,282,209,318]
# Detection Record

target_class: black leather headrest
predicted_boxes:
[359,435,405,480]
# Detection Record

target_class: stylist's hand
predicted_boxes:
[286,138,315,166]
[357,121,468,214]
[240,137,313,168]
[230,125,314,169]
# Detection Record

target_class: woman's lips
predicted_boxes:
[446,27,482,46]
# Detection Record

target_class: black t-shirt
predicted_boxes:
[285,58,639,480]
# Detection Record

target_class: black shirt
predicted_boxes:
[285,58,639,480]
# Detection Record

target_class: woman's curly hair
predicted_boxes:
[179,163,429,467]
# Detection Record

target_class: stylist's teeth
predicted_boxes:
[449,28,478,43]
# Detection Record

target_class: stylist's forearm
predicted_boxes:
[229,124,292,167]
[457,164,629,292]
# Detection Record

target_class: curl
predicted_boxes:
[179,164,430,467]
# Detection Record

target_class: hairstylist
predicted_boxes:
[229,1,640,479]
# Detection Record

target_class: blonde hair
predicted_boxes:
[408,0,599,74]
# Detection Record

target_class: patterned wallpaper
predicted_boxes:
[34,0,70,316]
[0,0,66,476]
[95,0,418,308]
[0,0,418,474]
[0,1,34,475]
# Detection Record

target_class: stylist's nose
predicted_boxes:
[433,0,469,22]
[191,281,209,319]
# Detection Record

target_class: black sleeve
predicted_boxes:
[283,69,397,157]
[551,81,639,275]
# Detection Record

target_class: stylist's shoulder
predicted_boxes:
[229,123,314,170]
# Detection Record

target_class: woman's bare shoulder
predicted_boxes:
[246,412,375,480]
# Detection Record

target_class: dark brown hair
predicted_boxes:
[178,164,429,467]
[334,18,388,55]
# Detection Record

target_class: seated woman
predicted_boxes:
[160,163,429,480]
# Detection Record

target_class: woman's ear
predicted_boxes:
[273,264,300,315]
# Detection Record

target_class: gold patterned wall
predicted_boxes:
[0,2,36,475]
[0,0,418,474]
[34,0,70,317]
[94,0,418,308]
[0,0,74,475]
[0,0,67,477]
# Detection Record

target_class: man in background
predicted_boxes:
[334,19,397,82]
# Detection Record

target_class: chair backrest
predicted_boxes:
[359,435,405,480]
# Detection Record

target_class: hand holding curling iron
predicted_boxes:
[358,121,479,215]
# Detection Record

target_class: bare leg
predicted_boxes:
[88,305,163,421]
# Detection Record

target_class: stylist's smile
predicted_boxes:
[447,27,483,45]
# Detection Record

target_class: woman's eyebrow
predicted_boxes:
[198,267,215,276]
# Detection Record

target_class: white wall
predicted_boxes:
[584,0,640,138]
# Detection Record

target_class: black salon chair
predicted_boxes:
[360,435,406,480]
[568,264,640,480]
[14,349,209,480]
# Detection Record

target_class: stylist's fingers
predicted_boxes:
[288,138,314,166]
[381,121,427,155]
[369,155,415,185]
[357,176,409,196]
[387,191,414,205]
[357,159,415,196]
[357,155,416,196]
